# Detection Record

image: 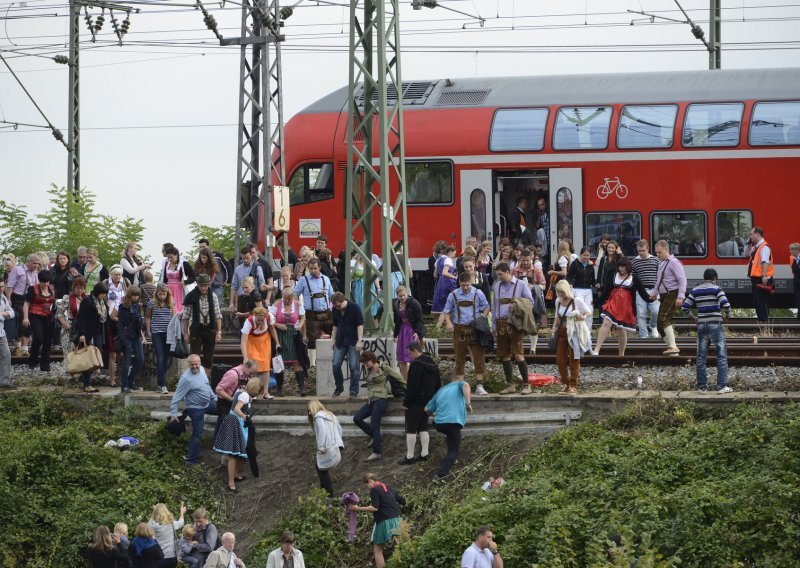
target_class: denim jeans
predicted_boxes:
[696,321,728,390]
[353,398,388,454]
[151,332,170,388]
[636,288,660,338]
[121,337,144,390]
[185,407,206,464]
[0,336,10,386]
[332,344,360,395]
[435,423,462,477]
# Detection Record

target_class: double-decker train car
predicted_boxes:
[275,67,800,306]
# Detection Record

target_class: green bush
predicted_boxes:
[390,399,800,567]
[0,392,222,567]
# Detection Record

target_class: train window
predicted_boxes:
[288,163,334,205]
[682,103,744,147]
[617,105,678,149]
[651,212,708,257]
[556,187,573,244]
[489,108,548,151]
[406,161,453,205]
[469,189,487,242]
[750,101,800,146]
[584,212,641,258]
[715,210,752,258]
[553,106,612,150]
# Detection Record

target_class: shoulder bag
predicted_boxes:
[66,341,103,374]
[548,300,574,351]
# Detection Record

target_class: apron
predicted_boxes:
[246,316,273,373]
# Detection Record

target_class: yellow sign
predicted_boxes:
[273,185,290,231]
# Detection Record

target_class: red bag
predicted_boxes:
[528,373,556,386]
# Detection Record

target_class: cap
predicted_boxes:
[196,274,211,284]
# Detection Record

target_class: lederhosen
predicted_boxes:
[655,258,679,335]
[450,290,485,376]
[304,275,332,349]
[495,280,524,359]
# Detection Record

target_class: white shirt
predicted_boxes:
[461,543,494,568]
[241,314,274,335]
[235,391,251,406]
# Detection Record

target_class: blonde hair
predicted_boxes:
[395,285,407,295]
[134,523,154,539]
[182,525,196,538]
[281,287,294,299]
[242,276,255,289]
[90,526,113,553]
[143,270,154,284]
[307,399,332,427]
[113,522,129,537]
[246,377,263,397]
[153,283,175,308]
[86,247,99,259]
[555,279,574,301]
[252,306,269,318]
[151,503,175,525]
[557,240,571,260]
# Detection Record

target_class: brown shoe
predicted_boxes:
[566,387,577,395]
[663,347,680,356]
[519,385,532,395]
[498,385,516,395]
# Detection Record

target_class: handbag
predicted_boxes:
[544,274,558,301]
[164,414,186,435]
[66,342,103,374]
[171,337,190,359]
[532,285,546,316]
[272,354,285,374]
[316,445,342,471]
[548,300,574,351]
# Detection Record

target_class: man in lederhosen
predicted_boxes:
[443,272,490,391]
[492,262,534,396]
[293,258,333,367]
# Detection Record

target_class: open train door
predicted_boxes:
[548,168,583,260]
[460,170,492,245]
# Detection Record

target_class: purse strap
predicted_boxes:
[556,300,574,332]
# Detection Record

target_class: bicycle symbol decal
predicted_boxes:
[596,177,629,200]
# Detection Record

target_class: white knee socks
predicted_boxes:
[419,431,430,457]
[405,434,417,459]
[308,348,317,367]
[664,326,677,349]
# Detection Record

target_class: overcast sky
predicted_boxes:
[0,0,796,260]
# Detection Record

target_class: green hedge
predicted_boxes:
[390,399,800,567]
[0,392,222,567]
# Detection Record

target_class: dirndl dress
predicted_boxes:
[166,267,184,312]
[395,307,415,364]
[600,275,637,332]
[372,517,402,545]
[213,389,251,459]
[270,299,304,363]
[431,256,457,313]
[242,315,274,373]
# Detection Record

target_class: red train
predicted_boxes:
[274,67,800,306]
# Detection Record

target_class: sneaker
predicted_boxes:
[498,385,516,395]
[519,385,532,395]
[159,386,168,394]
[433,474,447,485]
[697,388,708,394]
[591,349,600,356]
[332,389,343,398]
[397,457,417,465]
[651,328,660,339]
[474,384,488,396]
[129,385,143,391]
[364,453,382,463]
[717,386,734,394]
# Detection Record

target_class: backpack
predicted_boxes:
[381,364,407,398]
[200,524,222,551]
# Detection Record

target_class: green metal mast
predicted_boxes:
[345,0,409,335]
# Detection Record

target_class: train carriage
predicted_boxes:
[275,67,800,306]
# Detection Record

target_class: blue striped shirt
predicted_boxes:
[147,301,174,333]
[682,281,731,323]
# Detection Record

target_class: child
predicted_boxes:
[113,522,130,555]
[178,524,199,567]
[140,270,157,304]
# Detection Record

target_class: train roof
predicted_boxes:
[298,67,800,115]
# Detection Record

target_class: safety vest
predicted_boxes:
[748,241,774,278]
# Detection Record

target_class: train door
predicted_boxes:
[548,168,583,261]
[460,170,492,245]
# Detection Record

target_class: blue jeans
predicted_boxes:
[185,407,206,464]
[353,398,388,454]
[151,332,170,388]
[696,321,728,390]
[332,344,360,395]
[121,337,143,390]
[636,288,659,338]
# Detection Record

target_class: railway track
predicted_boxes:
[12,336,800,368]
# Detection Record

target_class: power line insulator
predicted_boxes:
[53,55,69,65]
[279,6,293,20]
[95,15,105,33]
[52,128,64,142]
[691,24,705,41]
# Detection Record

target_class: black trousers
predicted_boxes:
[751,278,770,322]
[316,465,334,497]
[28,314,52,371]
[794,287,800,320]
[435,423,462,477]
[189,325,217,368]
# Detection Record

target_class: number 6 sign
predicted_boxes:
[273,185,290,231]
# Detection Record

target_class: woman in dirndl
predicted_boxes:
[269,287,307,396]
[431,246,457,316]
[392,286,424,380]
[349,472,406,568]
[593,257,652,357]
[240,306,280,398]
[213,377,263,492]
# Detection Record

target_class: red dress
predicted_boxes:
[600,274,637,332]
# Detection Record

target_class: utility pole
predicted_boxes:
[708,0,721,70]
[345,0,408,334]
[227,0,289,267]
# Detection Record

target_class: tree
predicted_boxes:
[0,184,145,268]
[187,221,236,260]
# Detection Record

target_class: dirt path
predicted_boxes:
[201,430,547,558]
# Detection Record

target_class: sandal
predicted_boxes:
[234,475,247,481]
[227,484,237,492]
[263,394,273,400]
